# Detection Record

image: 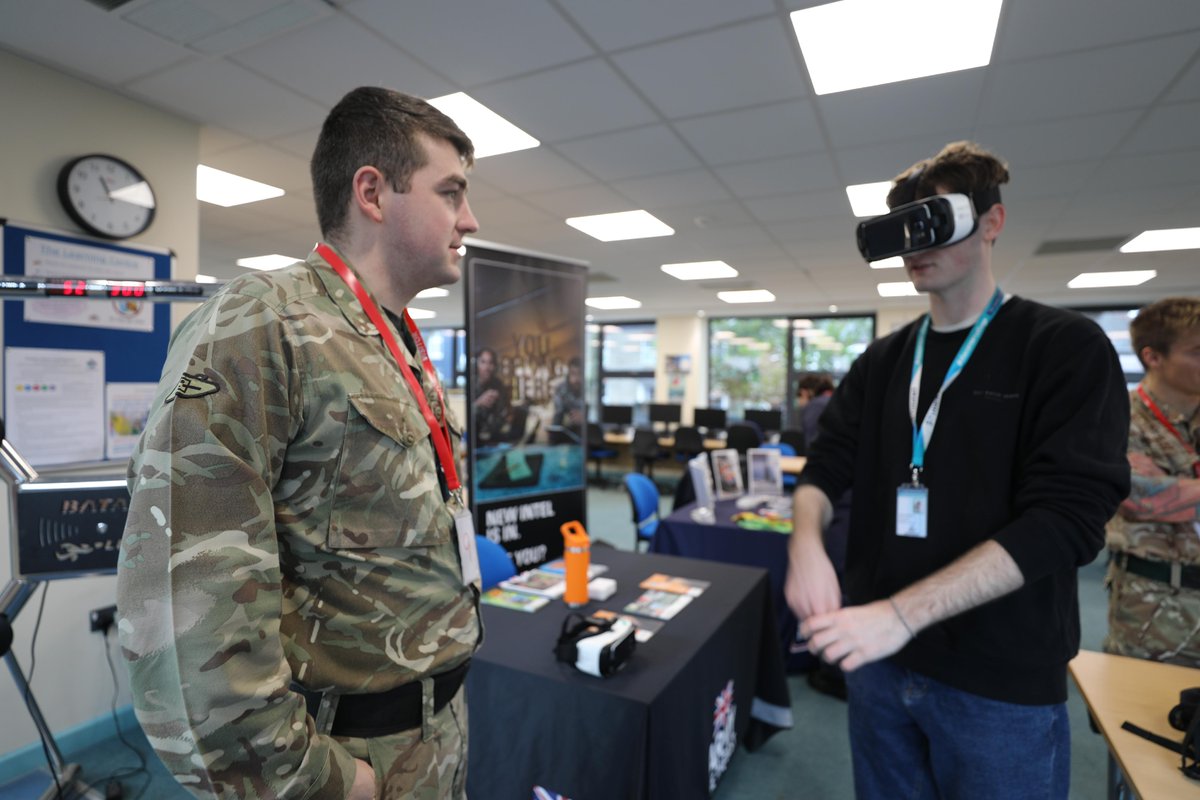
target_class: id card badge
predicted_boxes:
[896,485,929,539]
[454,510,481,586]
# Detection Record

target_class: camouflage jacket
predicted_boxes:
[116,246,480,799]
[1106,387,1200,563]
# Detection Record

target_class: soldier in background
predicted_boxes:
[1106,297,1200,665]
[117,86,481,799]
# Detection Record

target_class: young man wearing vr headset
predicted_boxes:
[785,141,1130,799]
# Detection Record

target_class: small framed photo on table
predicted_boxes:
[712,448,743,500]
[747,447,783,496]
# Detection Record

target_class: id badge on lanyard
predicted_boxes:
[899,288,1004,538]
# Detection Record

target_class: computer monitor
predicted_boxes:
[744,408,783,433]
[648,403,681,425]
[692,407,727,431]
[600,404,634,427]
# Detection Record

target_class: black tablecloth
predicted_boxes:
[653,499,812,672]
[466,549,791,800]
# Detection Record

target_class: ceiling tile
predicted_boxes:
[556,125,698,180]
[557,0,774,51]
[714,152,839,198]
[611,170,732,208]
[1118,99,1200,156]
[675,100,823,165]
[975,110,1141,165]
[995,0,1200,62]
[818,70,983,150]
[471,148,594,194]
[612,17,807,118]
[522,183,635,218]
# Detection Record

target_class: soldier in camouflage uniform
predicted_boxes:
[116,87,482,799]
[1105,297,1200,665]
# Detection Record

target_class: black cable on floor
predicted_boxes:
[22,582,65,800]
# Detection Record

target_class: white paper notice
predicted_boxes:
[106,382,158,461]
[22,234,155,332]
[5,347,106,466]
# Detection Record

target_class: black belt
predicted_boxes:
[1123,553,1200,591]
[291,659,469,738]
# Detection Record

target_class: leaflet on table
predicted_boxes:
[639,573,711,597]
[539,559,609,579]
[499,568,567,598]
[592,609,664,642]
[623,589,694,621]
[480,587,552,612]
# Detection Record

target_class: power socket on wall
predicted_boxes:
[89,604,117,634]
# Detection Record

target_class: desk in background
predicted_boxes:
[467,549,791,800]
[1070,649,1200,799]
[652,499,808,671]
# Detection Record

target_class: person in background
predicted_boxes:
[473,346,511,445]
[1105,296,1200,665]
[785,141,1130,799]
[796,372,835,450]
[117,86,482,799]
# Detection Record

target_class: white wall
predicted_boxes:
[654,315,706,419]
[0,50,200,757]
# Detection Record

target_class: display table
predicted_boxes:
[652,498,806,670]
[466,549,791,799]
[1070,649,1200,799]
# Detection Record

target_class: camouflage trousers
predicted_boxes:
[1104,557,1200,667]
[336,687,468,799]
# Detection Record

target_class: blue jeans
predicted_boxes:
[845,660,1069,800]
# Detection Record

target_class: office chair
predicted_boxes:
[671,425,705,463]
[586,422,619,485]
[476,535,517,590]
[759,442,799,491]
[778,428,807,457]
[631,427,666,478]
[725,423,762,455]
[623,472,661,551]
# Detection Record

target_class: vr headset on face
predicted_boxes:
[855,187,1001,263]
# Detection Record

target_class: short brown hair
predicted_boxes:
[1130,297,1200,368]
[311,86,474,241]
[886,141,1010,210]
[797,372,834,395]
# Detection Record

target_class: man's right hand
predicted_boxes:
[348,758,377,800]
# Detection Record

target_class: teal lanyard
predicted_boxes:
[908,287,1005,475]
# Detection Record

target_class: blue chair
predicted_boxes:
[759,442,798,490]
[586,422,619,485]
[623,472,661,551]
[476,535,516,590]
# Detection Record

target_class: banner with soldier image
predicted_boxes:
[464,244,587,570]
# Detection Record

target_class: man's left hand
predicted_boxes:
[800,600,912,673]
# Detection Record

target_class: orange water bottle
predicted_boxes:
[560,520,591,607]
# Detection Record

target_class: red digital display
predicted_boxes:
[45,280,146,298]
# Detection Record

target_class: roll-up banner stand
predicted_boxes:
[464,241,588,570]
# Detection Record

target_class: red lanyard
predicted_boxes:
[1137,385,1200,479]
[316,244,460,493]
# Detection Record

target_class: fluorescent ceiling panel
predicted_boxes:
[237,254,298,271]
[846,181,892,217]
[408,308,436,319]
[415,287,450,298]
[566,210,675,242]
[197,165,284,207]
[718,289,776,304]
[792,0,1003,95]
[1119,227,1200,253]
[869,256,904,269]
[428,92,540,158]
[661,261,738,280]
[586,295,643,309]
[877,281,918,297]
[1067,270,1157,289]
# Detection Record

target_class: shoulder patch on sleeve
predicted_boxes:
[173,372,219,400]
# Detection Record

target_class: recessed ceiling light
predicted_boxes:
[428,92,540,158]
[661,261,738,280]
[1119,227,1200,253]
[237,254,298,271]
[1067,270,1157,289]
[869,256,904,269]
[718,289,776,304]
[792,0,1004,95]
[415,287,450,299]
[846,181,893,217]
[407,308,436,319]
[197,165,284,207]
[828,305,839,312]
[877,281,919,297]
[586,296,643,310]
[195,274,218,284]
[566,210,675,242]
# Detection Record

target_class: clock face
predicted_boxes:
[57,154,156,240]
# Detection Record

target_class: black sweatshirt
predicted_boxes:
[802,296,1130,704]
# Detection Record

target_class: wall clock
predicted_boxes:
[56,153,156,240]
